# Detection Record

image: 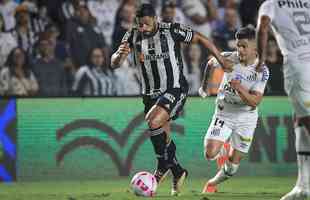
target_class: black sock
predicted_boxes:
[149,127,168,171]
[166,140,184,177]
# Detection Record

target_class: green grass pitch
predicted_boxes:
[0,176,299,200]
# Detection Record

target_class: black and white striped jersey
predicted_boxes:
[121,22,194,95]
[72,66,116,96]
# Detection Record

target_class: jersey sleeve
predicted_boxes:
[251,66,270,94]
[258,0,275,22]
[121,30,134,48]
[170,23,194,43]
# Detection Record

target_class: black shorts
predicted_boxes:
[142,88,188,120]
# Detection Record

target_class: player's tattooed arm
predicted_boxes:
[230,80,264,107]
[199,59,214,98]
[192,32,233,72]
[111,42,131,68]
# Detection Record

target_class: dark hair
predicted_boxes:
[161,1,176,13]
[5,47,32,78]
[163,0,177,8]
[235,25,256,40]
[87,47,106,68]
[136,4,156,18]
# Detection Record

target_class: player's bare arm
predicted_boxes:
[111,42,131,68]
[256,15,271,71]
[192,32,233,72]
[230,79,263,107]
[199,59,216,98]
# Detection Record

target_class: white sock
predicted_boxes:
[295,126,310,192]
[209,160,239,186]
[223,160,239,177]
[296,156,310,192]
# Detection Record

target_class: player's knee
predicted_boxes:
[147,118,162,130]
[204,148,219,161]
[204,142,221,160]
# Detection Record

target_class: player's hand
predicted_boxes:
[229,79,241,90]
[221,57,233,72]
[198,87,209,98]
[117,42,131,56]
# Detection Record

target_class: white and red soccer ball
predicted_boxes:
[130,171,157,197]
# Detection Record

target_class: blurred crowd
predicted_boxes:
[0,0,285,97]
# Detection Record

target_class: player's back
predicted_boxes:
[259,0,310,60]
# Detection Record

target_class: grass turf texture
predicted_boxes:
[0,176,298,200]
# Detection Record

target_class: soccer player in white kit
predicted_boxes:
[257,1,310,199]
[199,26,270,193]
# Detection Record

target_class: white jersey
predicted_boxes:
[211,52,269,113]
[87,0,120,46]
[258,0,310,60]
[0,1,18,31]
[259,0,310,118]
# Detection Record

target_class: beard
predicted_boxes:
[141,22,157,37]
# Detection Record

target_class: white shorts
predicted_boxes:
[204,111,258,153]
[283,59,310,118]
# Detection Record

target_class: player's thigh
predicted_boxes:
[156,88,187,121]
[204,116,233,151]
[288,92,310,120]
[285,76,310,119]
[143,94,169,128]
[231,123,256,154]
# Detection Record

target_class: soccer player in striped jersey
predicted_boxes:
[111,3,232,196]
[199,26,269,193]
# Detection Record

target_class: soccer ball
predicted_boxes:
[130,171,157,197]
